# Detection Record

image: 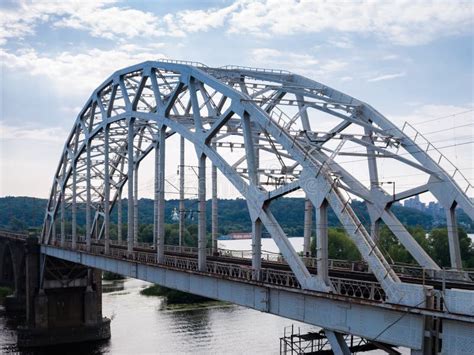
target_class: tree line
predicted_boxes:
[1,196,473,268]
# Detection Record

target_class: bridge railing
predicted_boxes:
[401,121,473,196]
[158,59,208,68]
[218,65,291,76]
[37,237,387,303]
[331,277,385,301]
[3,230,474,283]
[0,229,30,241]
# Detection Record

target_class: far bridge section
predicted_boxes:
[7,60,474,353]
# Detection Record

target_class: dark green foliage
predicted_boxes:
[310,228,361,261]
[0,286,13,301]
[0,197,46,230]
[140,284,214,304]
[103,272,125,280]
[3,196,460,235]
[427,228,474,268]
[1,196,473,267]
[378,226,430,264]
[309,225,474,268]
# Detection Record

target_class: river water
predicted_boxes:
[1,277,317,354]
[6,236,468,354]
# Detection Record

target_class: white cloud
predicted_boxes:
[1,1,471,46]
[382,54,400,61]
[0,0,166,44]
[0,122,68,143]
[182,0,474,46]
[174,2,241,32]
[319,60,348,73]
[252,48,319,68]
[327,36,353,49]
[54,5,161,39]
[250,48,348,81]
[367,72,406,82]
[0,45,167,98]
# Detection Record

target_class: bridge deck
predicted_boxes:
[2,230,474,352]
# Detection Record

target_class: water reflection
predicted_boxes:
[1,278,317,354]
[102,279,125,293]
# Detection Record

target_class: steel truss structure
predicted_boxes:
[41,60,473,351]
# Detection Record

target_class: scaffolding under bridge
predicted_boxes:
[280,325,401,354]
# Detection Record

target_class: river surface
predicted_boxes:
[1,277,409,354]
[5,235,471,354]
[0,278,317,354]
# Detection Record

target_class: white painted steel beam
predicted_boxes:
[41,60,473,313]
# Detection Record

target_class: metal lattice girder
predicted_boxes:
[42,60,473,307]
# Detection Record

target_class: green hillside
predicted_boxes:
[0,196,472,234]
[1,196,473,268]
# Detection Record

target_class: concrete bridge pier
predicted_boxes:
[1,237,26,313]
[2,235,110,347]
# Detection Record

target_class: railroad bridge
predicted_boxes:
[1,60,473,353]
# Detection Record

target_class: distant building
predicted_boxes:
[404,195,425,211]
[427,201,443,217]
[218,232,252,240]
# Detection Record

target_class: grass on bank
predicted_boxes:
[140,284,215,304]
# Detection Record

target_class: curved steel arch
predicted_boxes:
[42,60,473,307]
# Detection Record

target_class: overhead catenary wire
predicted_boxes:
[408,108,474,126]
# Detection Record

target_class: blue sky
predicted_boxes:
[0,0,473,198]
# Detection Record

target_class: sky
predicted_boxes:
[0,0,473,201]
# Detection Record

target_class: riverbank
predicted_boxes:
[140,284,217,305]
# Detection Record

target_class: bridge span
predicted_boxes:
[1,230,473,353]
[1,60,473,353]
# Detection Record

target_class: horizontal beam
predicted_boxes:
[40,245,427,350]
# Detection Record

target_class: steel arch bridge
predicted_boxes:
[39,59,473,352]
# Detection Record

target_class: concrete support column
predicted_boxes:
[303,198,313,257]
[25,236,40,326]
[156,126,166,264]
[252,218,262,281]
[86,140,92,252]
[211,142,218,254]
[127,118,135,256]
[34,291,48,329]
[316,200,329,285]
[179,136,185,247]
[446,203,462,269]
[19,254,111,347]
[198,153,207,272]
[103,125,110,255]
[84,287,98,325]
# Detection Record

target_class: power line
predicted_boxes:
[411,108,474,126]
[422,123,473,136]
